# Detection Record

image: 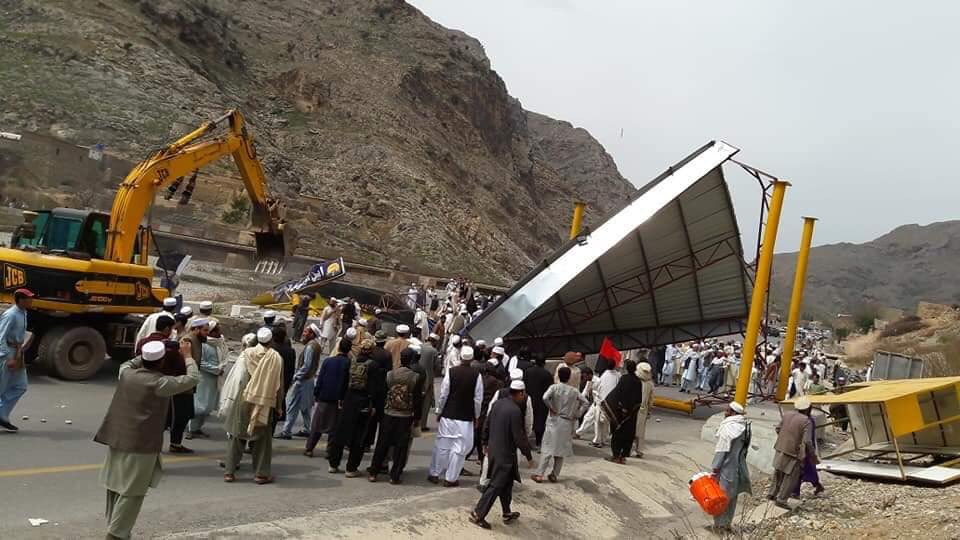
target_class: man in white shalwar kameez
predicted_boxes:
[429,347,483,487]
[532,366,589,483]
[582,365,619,447]
[443,335,462,374]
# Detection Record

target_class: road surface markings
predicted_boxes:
[0,432,435,479]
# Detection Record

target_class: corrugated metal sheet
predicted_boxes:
[466,141,752,356]
[790,377,960,405]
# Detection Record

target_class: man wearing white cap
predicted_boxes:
[768,396,814,509]
[711,400,751,533]
[368,308,383,336]
[532,366,590,483]
[478,368,533,490]
[221,328,284,484]
[429,346,483,487]
[444,334,462,374]
[263,310,277,327]
[187,320,224,440]
[135,297,178,344]
[414,307,429,342]
[386,324,411,370]
[319,298,340,354]
[95,339,199,539]
[469,379,533,530]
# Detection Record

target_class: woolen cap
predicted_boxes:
[257,328,273,343]
[142,341,165,362]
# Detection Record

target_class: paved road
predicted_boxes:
[0,363,716,539]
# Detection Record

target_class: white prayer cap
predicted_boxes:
[346,327,358,339]
[446,307,453,313]
[509,368,523,381]
[450,335,461,345]
[492,346,505,356]
[309,323,322,336]
[459,306,468,314]
[207,320,218,330]
[493,337,504,346]
[199,300,213,310]
[638,362,652,374]
[242,333,257,347]
[460,346,474,361]
[257,327,273,343]
[263,310,277,319]
[488,357,500,366]
[428,333,439,341]
[409,342,422,353]
[375,308,383,315]
[142,341,165,362]
[510,380,525,391]
[476,339,486,347]
[162,297,177,307]
[329,296,338,302]
[358,318,368,327]
[729,401,745,414]
[180,306,193,316]
[794,396,812,411]
[189,318,208,329]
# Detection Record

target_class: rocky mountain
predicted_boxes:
[771,221,960,319]
[0,0,634,283]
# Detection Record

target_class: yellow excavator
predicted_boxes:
[0,110,295,379]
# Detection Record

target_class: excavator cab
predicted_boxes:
[13,209,109,259]
[12,209,144,263]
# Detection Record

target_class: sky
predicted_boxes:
[409,0,960,253]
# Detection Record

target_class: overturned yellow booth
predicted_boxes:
[795,377,960,484]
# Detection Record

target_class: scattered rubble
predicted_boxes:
[739,475,960,539]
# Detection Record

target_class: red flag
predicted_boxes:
[599,337,622,368]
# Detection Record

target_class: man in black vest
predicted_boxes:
[95,340,200,540]
[428,346,482,487]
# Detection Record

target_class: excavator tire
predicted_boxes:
[34,326,67,374]
[49,326,107,381]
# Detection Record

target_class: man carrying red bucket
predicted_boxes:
[690,401,752,534]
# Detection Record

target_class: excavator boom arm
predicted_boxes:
[103,110,293,266]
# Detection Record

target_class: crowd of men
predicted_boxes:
[0,286,844,538]
[79,291,672,537]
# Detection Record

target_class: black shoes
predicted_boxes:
[0,419,18,432]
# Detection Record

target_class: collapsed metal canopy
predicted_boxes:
[466,141,751,356]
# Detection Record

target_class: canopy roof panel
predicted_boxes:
[790,377,960,405]
[466,141,752,356]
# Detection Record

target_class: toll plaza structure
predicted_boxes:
[794,376,960,484]
[466,140,754,356]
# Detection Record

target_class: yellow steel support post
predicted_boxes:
[734,180,789,407]
[776,217,817,401]
[569,201,586,240]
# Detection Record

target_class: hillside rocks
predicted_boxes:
[0,0,634,283]
[771,221,960,319]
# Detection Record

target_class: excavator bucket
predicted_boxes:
[254,224,297,275]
